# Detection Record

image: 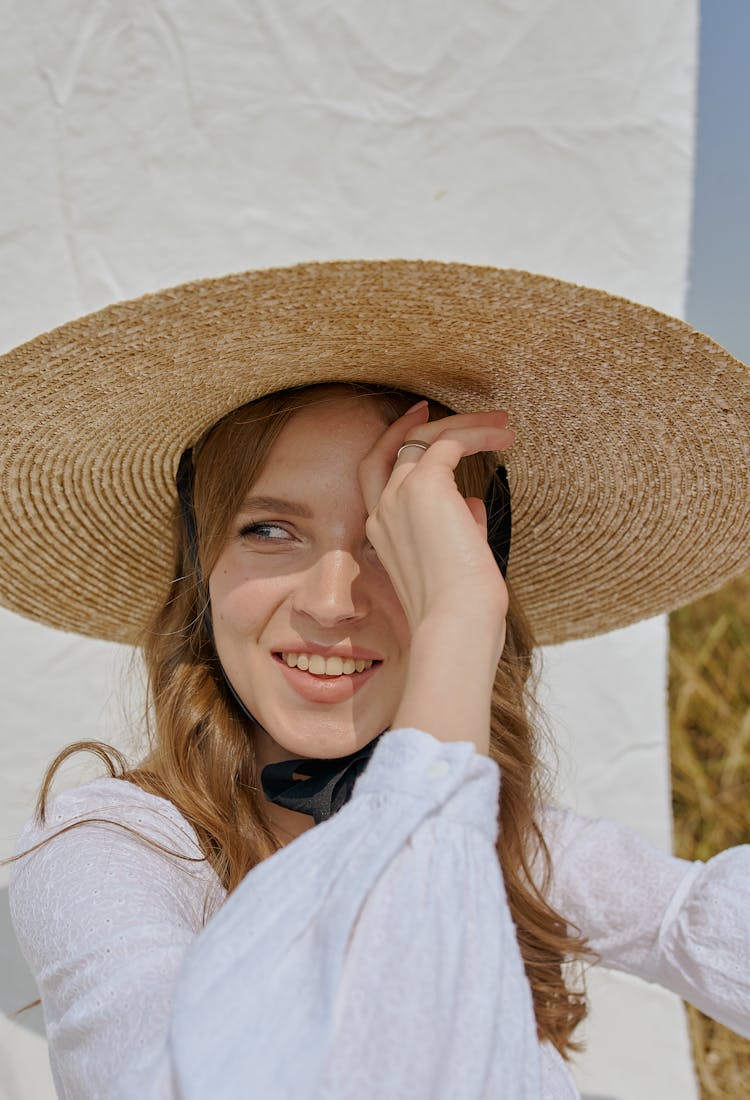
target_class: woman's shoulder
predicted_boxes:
[9,777,223,981]
[13,775,204,862]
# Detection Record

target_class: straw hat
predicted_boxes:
[0,258,748,647]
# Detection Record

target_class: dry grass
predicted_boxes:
[668,566,750,1098]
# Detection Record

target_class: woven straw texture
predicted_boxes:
[0,259,748,646]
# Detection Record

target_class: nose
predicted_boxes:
[291,549,370,627]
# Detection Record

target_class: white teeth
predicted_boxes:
[280,652,375,676]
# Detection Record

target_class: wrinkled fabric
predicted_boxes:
[543,807,750,1039]
[260,731,386,823]
[9,727,749,1098]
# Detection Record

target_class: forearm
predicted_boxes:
[543,807,750,1040]
[390,615,502,756]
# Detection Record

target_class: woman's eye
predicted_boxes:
[239,522,292,541]
[238,523,380,558]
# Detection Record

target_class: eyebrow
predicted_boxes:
[240,494,369,526]
[240,495,315,518]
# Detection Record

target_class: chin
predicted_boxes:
[260,717,384,762]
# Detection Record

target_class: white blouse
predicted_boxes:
[9,726,750,1099]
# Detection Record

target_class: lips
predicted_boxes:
[271,652,382,703]
[272,643,384,661]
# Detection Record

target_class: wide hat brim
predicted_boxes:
[1,258,748,647]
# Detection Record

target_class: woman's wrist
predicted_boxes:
[390,615,503,756]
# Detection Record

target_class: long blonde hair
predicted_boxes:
[7,381,590,1055]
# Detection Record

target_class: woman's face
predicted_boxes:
[208,393,412,770]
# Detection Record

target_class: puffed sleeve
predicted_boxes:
[10,728,578,1100]
[9,776,217,1099]
[543,806,750,1039]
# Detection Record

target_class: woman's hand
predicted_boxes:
[358,401,515,638]
[358,401,515,755]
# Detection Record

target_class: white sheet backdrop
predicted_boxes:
[0,3,700,1097]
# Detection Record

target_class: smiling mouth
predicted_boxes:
[272,653,383,678]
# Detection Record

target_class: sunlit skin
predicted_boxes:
[208,392,412,844]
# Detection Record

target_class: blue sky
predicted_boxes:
[687,1,750,365]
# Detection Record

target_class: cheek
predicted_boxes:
[209,553,285,635]
[213,580,280,632]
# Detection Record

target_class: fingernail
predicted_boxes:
[405,400,428,414]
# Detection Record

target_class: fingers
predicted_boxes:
[359,403,514,515]
[392,423,515,472]
[358,403,431,515]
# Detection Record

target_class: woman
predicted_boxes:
[3,260,750,1099]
